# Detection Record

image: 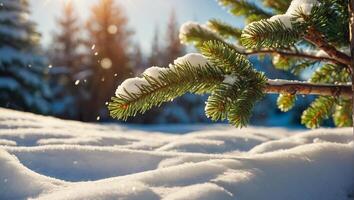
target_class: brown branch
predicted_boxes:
[265,79,352,98]
[245,49,340,64]
[304,27,351,66]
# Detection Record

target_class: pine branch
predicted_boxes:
[218,0,273,22]
[310,64,350,84]
[277,93,296,112]
[333,98,353,127]
[207,19,242,40]
[241,19,300,48]
[265,79,352,98]
[109,63,225,120]
[179,22,245,53]
[304,27,351,66]
[301,96,335,128]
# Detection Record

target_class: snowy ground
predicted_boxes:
[0,108,353,200]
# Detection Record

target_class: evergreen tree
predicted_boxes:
[86,0,133,121]
[48,1,86,119]
[164,11,185,64]
[131,43,145,74]
[0,0,51,114]
[148,26,162,67]
[109,0,353,129]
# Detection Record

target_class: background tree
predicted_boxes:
[131,43,145,75]
[148,26,162,67]
[0,0,51,114]
[163,11,185,64]
[86,0,133,121]
[48,1,86,119]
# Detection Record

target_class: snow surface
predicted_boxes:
[0,108,353,200]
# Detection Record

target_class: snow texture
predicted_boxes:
[179,21,203,43]
[0,108,353,200]
[223,75,238,85]
[268,0,318,29]
[115,78,149,97]
[173,53,209,67]
[143,66,169,79]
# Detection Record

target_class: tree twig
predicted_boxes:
[245,49,340,64]
[265,79,352,98]
[304,27,351,67]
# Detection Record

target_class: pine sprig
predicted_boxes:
[303,0,349,46]
[109,63,225,120]
[301,96,335,128]
[309,64,350,84]
[205,83,237,121]
[218,0,273,23]
[333,99,353,127]
[227,84,265,127]
[207,19,242,40]
[179,23,238,52]
[241,19,300,48]
[277,93,296,112]
[201,41,267,127]
[201,40,254,75]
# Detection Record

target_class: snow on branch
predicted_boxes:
[268,0,318,29]
[115,53,210,98]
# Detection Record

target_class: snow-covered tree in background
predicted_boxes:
[148,26,162,68]
[86,0,133,121]
[109,0,353,128]
[0,0,51,114]
[48,1,87,119]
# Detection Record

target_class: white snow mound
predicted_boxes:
[0,108,353,200]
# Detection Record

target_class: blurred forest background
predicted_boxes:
[0,0,320,127]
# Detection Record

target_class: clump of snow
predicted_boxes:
[116,53,211,97]
[286,0,318,16]
[173,53,210,67]
[179,21,203,43]
[143,66,169,79]
[223,75,238,85]
[268,15,293,28]
[115,77,149,97]
[115,53,210,97]
[265,0,318,29]
[0,108,353,200]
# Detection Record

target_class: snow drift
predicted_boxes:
[0,108,353,200]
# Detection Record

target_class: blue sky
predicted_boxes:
[29,0,244,54]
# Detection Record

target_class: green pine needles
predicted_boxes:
[109,0,353,128]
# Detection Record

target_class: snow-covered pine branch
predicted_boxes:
[109,0,353,128]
